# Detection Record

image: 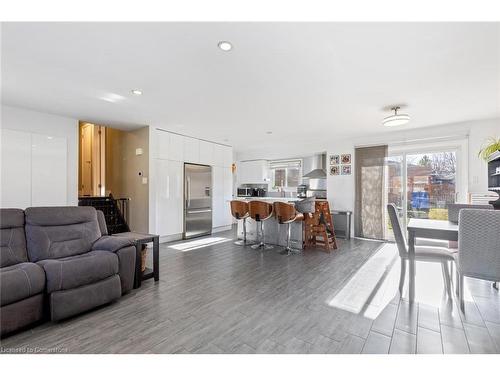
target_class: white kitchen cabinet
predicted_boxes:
[155,129,184,161]
[223,167,233,225]
[212,166,233,228]
[31,134,67,206]
[183,137,200,164]
[213,144,224,167]
[199,140,214,165]
[0,129,32,208]
[237,160,269,184]
[154,159,183,236]
[212,166,224,228]
[223,147,233,168]
[156,129,170,160]
[168,132,184,161]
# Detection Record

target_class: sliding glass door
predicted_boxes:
[385,149,459,240]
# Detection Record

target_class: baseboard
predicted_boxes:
[158,233,183,244]
[212,225,233,233]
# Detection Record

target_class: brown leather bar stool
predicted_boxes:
[248,200,274,250]
[274,202,304,255]
[230,200,250,246]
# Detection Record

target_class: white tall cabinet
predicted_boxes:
[1,129,68,208]
[150,128,233,241]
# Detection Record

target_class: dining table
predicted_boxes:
[406,218,459,303]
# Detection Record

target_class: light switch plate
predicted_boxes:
[135,148,143,155]
[142,177,148,184]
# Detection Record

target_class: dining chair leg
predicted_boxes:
[399,258,406,296]
[458,273,465,312]
[441,262,452,299]
[455,266,460,297]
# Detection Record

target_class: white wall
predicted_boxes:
[1,105,79,206]
[236,118,500,229]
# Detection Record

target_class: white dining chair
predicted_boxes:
[387,204,456,298]
[455,209,500,311]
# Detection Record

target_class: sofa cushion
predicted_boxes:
[37,250,119,294]
[25,206,102,262]
[0,209,28,268]
[92,235,134,253]
[0,262,45,306]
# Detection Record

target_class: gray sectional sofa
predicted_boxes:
[1,209,45,336]
[1,206,136,336]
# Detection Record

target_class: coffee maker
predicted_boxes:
[297,184,308,199]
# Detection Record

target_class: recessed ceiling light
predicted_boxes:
[218,41,232,52]
[131,89,143,96]
[383,106,410,127]
[266,131,273,135]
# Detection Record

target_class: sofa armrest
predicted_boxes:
[92,236,134,253]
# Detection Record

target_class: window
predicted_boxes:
[270,159,302,189]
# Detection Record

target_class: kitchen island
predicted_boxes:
[235,198,304,250]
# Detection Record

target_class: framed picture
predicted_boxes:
[330,166,340,176]
[341,153,351,164]
[330,154,340,165]
[341,165,351,175]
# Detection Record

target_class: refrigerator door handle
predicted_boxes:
[187,209,212,214]
[186,176,191,209]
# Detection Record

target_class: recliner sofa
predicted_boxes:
[1,206,137,335]
[1,209,46,336]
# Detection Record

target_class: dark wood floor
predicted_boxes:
[1,229,499,354]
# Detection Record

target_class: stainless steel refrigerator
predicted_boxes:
[184,163,212,239]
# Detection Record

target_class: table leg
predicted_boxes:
[134,242,142,289]
[408,231,416,303]
[153,236,159,281]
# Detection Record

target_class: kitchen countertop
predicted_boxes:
[234,197,301,202]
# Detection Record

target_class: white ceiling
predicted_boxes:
[2,22,499,152]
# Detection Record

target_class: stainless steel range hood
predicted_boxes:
[302,153,327,179]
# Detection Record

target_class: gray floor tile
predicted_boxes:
[416,327,443,354]
[362,331,391,354]
[441,324,470,354]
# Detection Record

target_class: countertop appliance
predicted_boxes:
[184,163,212,239]
[237,187,253,197]
[253,188,267,197]
[297,184,308,198]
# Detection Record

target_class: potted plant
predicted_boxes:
[478,137,500,161]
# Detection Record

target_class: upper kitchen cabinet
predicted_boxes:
[223,147,233,168]
[156,130,170,160]
[168,132,184,161]
[155,129,184,161]
[183,137,200,164]
[199,140,214,166]
[237,160,270,184]
[213,144,233,168]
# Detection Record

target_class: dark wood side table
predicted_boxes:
[112,232,160,288]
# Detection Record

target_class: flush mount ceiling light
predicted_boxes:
[383,106,410,127]
[218,41,232,52]
[131,89,143,96]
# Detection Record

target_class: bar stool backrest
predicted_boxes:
[230,200,249,220]
[274,202,297,224]
[248,201,273,222]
